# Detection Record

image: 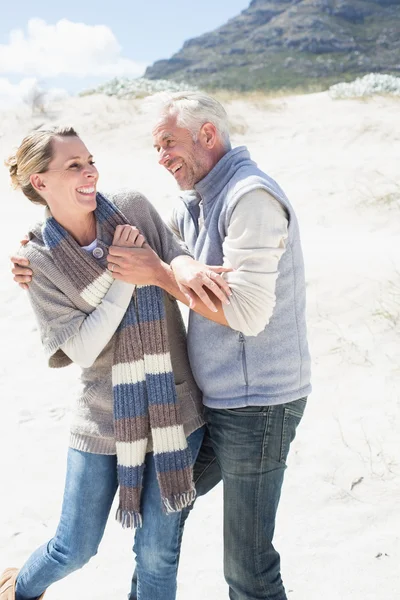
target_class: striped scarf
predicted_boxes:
[42,193,195,528]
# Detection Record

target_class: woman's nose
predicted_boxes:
[85,164,98,178]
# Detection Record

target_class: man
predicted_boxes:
[12,91,311,600]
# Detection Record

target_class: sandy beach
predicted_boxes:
[0,89,399,599]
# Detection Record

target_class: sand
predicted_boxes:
[0,90,399,599]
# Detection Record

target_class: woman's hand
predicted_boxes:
[170,256,233,312]
[112,225,146,248]
[108,225,164,285]
[107,245,164,286]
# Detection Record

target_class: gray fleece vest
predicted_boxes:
[175,146,312,408]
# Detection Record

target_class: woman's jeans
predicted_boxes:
[15,426,204,600]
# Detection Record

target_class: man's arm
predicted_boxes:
[108,190,233,313]
[163,189,289,336]
[11,249,32,290]
[107,188,289,333]
[107,245,231,326]
[220,189,288,336]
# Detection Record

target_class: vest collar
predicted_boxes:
[194,146,252,204]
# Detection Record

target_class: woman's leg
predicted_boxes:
[15,449,118,600]
[132,426,205,600]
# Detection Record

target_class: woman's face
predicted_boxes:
[36,135,99,217]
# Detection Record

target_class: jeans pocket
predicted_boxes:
[224,406,266,416]
[280,397,307,463]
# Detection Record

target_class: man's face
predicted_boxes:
[152,116,212,190]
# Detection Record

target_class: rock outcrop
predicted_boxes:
[145,0,400,89]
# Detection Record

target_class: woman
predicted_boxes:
[0,126,219,600]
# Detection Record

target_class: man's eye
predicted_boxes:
[89,160,96,166]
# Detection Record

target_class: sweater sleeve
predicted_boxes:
[60,281,134,368]
[23,247,133,368]
[167,207,180,238]
[165,206,191,252]
[222,189,288,337]
[107,189,192,262]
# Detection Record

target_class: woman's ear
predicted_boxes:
[29,173,46,192]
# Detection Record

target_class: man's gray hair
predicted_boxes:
[150,91,231,149]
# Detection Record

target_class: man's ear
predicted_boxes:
[29,173,46,192]
[200,122,218,148]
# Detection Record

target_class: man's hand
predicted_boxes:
[11,236,32,290]
[170,255,233,312]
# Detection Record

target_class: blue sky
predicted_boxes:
[0,0,250,102]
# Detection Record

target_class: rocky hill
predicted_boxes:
[145,0,400,90]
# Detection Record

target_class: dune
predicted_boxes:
[0,89,399,599]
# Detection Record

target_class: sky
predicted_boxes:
[0,0,250,106]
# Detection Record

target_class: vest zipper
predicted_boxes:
[187,205,200,237]
[239,333,249,387]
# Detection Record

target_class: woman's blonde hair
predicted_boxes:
[5,126,79,206]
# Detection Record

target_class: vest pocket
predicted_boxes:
[238,333,249,387]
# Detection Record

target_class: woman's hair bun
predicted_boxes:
[4,154,19,189]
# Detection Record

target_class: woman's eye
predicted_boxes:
[68,161,95,169]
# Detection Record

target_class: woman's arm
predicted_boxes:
[60,280,134,368]
[23,224,141,369]
[62,224,145,367]
[109,189,190,264]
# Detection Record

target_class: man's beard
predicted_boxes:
[177,153,207,190]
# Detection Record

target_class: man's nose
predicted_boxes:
[158,149,170,166]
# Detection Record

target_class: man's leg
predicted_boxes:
[131,426,205,600]
[206,398,307,600]
[15,449,118,600]
[192,422,223,496]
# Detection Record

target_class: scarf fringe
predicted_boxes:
[163,488,197,514]
[116,508,143,529]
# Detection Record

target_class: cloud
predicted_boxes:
[0,77,68,109]
[0,18,147,79]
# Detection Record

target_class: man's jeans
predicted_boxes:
[196,398,307,600]
[15,426,204,600]
[131,398,306,600]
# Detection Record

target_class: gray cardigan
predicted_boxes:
[20,189,204,454]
